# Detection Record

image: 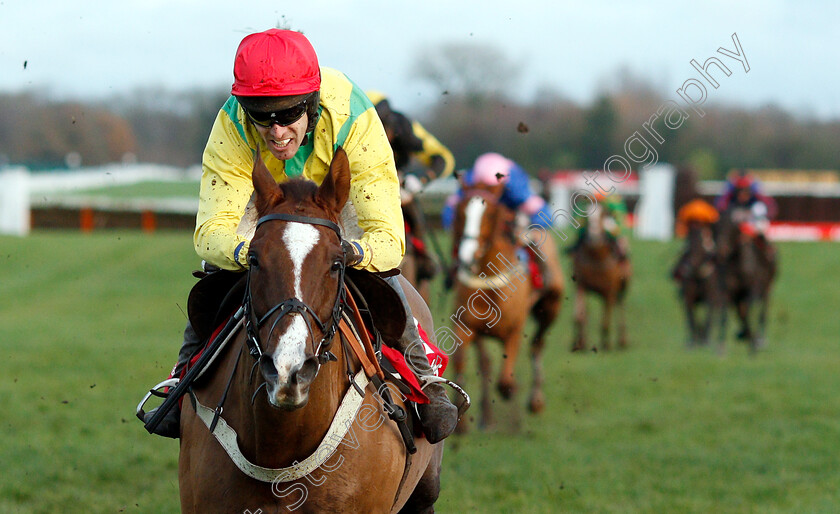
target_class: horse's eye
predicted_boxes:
[331,259,343,272]
[248,254,259,268]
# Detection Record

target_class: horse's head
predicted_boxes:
[452,184,513,272]
[246,148,350,410]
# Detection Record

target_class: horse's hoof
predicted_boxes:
[528,391,545,414]
[497,382,516,400]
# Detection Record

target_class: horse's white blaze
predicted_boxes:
[459,196,486,265]
[271,223,319,385]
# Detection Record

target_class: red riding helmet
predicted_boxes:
[231,29,321,97]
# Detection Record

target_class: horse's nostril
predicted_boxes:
[291,357,318,385]
[259,355,279,381]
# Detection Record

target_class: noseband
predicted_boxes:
[243,213,347,365]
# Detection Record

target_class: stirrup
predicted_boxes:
[418,375,471,417]
[135,378,180,422]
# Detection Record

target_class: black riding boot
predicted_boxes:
[142,321,204,438]
[385,276,459,443]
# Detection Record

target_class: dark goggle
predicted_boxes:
[245,99,309,128]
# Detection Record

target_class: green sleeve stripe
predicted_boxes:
[222,96,249,142]
[335,79,374,151]
[284,105,321,178]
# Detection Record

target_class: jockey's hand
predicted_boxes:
[342,240,363,267]
[403,174,424,194]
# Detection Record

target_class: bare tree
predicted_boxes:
[412,41,520,98]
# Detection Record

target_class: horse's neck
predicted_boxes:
[223,339,347,468]
[478,227,518,274]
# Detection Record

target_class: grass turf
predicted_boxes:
[0,231,838,513]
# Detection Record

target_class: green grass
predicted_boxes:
[1,232,838,513]
[60,180,200,199]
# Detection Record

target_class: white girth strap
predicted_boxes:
[192,369,369,483]
[456,264,528,290]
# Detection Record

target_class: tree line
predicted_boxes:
[1,44,837,178]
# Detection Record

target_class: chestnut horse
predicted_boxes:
[178,149,443,513]
[449,184,561,430]
[570,203,630,352]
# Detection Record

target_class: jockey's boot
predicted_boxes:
[385,276,459,444]
[142,322,203,438]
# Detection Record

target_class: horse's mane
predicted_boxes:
[268,178,338,222]
[278,178,318,200]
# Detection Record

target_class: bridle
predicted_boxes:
[243,213,347,365]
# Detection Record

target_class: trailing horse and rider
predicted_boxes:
[367,90,456,303]
[566,190,631,352]
[671,171,778,354]
[443,152,564,430]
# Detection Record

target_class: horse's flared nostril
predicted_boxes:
[259,354,279,382]
[291,356,319,386]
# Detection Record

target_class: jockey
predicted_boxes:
[671,198,720,281]
[367,90,456,282]
[442,152,565,295]
[365,90,455,185]
[143,29,457,443]
[715,169,776,241]
[567,189,630,260]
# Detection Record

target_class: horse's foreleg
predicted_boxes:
[572,286,587,352]
[527,295,558,414]
[736,298,752,342]
[617,295,628,349]
[475,338,495,430]
[717,298,729,356]
[497,330,520,401]
[600,298,614,352]
[756,294,770,349]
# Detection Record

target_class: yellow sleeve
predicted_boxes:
[340,105,406,272]
[411,121,455,178]
[194,104,256,270]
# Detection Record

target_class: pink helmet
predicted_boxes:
[472,152,514,186]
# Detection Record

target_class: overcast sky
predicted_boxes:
[1,0,838,120]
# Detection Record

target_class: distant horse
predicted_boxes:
[715,208,777,353]
[570,204,630,352]
[399,198,438,304]
[178,149,443,513]
[674,222,722,347]
[449,184,562,430]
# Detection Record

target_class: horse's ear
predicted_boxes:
[252,147,283,214]
[317,146,351,213]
